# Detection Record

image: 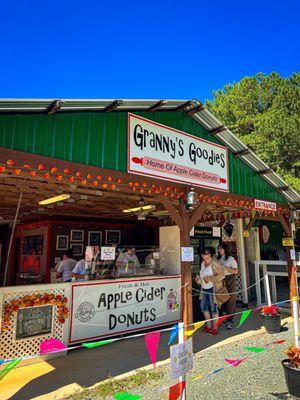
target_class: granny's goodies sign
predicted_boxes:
[70,276,181,343]
[170,338,193,379]
[128,114,229,192]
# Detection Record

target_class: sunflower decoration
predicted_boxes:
[1,293,69,332]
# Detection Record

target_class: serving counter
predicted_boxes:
[0,274,181,361]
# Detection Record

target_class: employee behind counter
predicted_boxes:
[115,247,140,276]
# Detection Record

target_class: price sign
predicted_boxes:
[282,238,294,247]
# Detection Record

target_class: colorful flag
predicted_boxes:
[238,310,252,328]
[185,321,206,337]
[82,339,115,349]
[272,339,286,345]
[145,331,160,367]
[40,338,67,354]
[205,367,225,378]
[215,315,228,328]
[114,392,142,400]
[0,360,4,366]
[191,373,203,381]
[0,358,22,381]
[168,324,179,345]
[224,357,247,367]
[169,381,186,400]
[244,346,266,353]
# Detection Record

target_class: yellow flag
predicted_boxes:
[185,329,196,337]
[185,321,205,337]
[194,321,206,330]
[191,374,203,381]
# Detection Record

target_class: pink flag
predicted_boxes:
[144,331,160,367]
[40,338,67,354]
[224,357,247,367]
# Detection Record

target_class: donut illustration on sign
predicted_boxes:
[75,301,95,323]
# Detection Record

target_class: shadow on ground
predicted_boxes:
[9,311,276,400]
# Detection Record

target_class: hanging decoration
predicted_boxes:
[224,358,247,367]
[168,381,186,400]
[244,346,267,353]
[144,331,160,367]
[0,358,22,382]
[40,338,67,355]
[1,293,68,333]
[82,339,115,349]
[168,324,179,345]
[114,392,142,400]
[238,310,252,328]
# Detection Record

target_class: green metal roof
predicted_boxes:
[0,98,299,205]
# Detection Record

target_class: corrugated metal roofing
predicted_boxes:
[0,98,299,205]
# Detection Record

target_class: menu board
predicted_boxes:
[16,305,53,340]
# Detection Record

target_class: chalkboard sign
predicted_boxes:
[16,305,53,340]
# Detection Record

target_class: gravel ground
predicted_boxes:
[102,323,296,400]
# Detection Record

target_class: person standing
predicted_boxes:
[56,250,77,282]
[72,258,87,281]
[217,243,239,330]
[195,248,225,335]
[116,247,140,276]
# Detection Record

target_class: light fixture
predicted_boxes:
[185,187,198,211]
[123,205,154,213]
[39,194,70,205]
[137,211,148,221]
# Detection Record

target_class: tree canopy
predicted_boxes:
[206,72,300,193]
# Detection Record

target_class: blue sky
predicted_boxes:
[1,1,299,101]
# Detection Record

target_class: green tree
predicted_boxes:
[206,72,300,192]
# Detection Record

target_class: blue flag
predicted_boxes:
[168,324,179,345]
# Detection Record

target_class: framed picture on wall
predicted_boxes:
[88,231,102,246]
[70,243,84,256]
[56,235,69,251]
[70,230,84,242]
[106,230,121,245]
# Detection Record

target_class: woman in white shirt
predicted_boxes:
[195,248,225,336]
[217,243,239,330]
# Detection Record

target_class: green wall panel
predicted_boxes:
[0,111,287,203]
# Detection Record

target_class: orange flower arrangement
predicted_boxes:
[1,293,68,332]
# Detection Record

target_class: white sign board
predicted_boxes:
[181,247,194,262]
[101,246,116,260]
[254,199,277,212]
[69,276,181,343]
[128,114,229,192]
[170,338,193,379]
[212,227,221,237]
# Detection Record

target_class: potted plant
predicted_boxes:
[282,345,300,399]
[260,305,281,334]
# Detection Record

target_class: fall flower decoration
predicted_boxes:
[285,345,300,368]
[261,305,280,316]
[1,293,68,333]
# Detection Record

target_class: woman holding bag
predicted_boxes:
[217,243,239,330]
[195,248,225,336]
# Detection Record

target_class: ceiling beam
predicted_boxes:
[148,100,167,112]
[209,125,226,136]
[103,100,123,112]
[233,148,251,157]
[45,100,65,115]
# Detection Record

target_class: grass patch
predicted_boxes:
[62,368,163,400]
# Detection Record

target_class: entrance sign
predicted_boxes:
[69,276,181,343]
[254,199,277,212]
[128,114,229,192]
[170,338,193,379]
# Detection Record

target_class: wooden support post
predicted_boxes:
[279,215,296,310]
[245,215,257,231]
[158,197,206,329]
